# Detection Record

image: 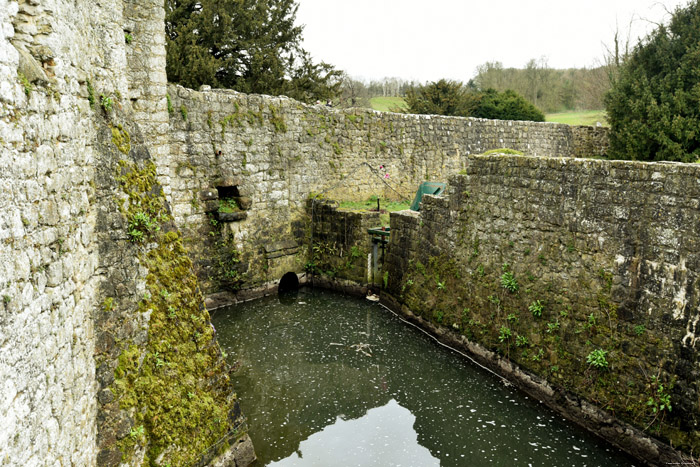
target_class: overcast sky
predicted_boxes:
[295,0,689,83]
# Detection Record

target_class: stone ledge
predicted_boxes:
[207,434,256,467]
[217,211,247,222]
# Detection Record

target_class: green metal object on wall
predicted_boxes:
[410,182,446,211]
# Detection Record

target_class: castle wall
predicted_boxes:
[0,0,134,463]
[383,155,700,464]
[0,1,254,465]
[166,85,608,296]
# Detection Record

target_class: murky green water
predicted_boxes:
[213,289,637,466]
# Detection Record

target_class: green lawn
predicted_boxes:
[339,196,411,225]
[370,101,607,127]
[370,97,407,112]
[546,110,608,127]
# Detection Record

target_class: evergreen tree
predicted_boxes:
[165,0,341,103]
[473,89,545,122]
[605,1,700,162]
[403,80,478,117]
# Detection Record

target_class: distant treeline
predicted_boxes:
[339,58,610,113]
[338,74,417,108]
[472,59,609,113]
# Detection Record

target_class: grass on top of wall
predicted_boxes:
[339,196,411,225]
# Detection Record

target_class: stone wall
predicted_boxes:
[307,199,381,286]
[1,0,620,463]
[571,124,609,158]
[123,0,170,170]
[383,155,700,464]
[92,121,254,466]
[0,0,132,463]
[0,1,253,466]
[167,85,609,297]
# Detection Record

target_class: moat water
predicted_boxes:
[213,288,637,466]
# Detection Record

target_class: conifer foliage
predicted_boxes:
[605,1,700,162]
[165,0,341,103]
[403,79,478,117]
[403,80,545,122]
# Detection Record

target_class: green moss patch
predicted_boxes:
[111,125,131,155]
[392,234,693,452]
[269,104,287,133]
[482,148,523,156]
[112,160,245,466]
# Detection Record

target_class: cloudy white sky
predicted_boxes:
[295,0,689,83]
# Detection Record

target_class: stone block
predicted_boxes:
[217,211,247,222]
[97,450,121,467]
[16,47,48,84]
[216,175,241,187]
[204,200,219,212]
[200,189,218,201]
[235,196,252,210]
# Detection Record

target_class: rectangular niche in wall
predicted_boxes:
[215,185,251,222]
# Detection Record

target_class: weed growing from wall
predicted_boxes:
[586,349,609,370]
[501,268,519,293]
[17,71,32,97]
[86,79,95,108]
[100,94,113,112]
[529,300,544,318]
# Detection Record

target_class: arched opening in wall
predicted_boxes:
[278,272,300,294]
[278,272,300,305]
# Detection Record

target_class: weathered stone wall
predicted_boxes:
[383,155,700,465]
[1,0,619,463]
[92,123,254,466]
[123,0,170,170]
[571,125,609,158]
[0,0,133,463]
[307,199,381,286]
[167,85,608,297]
[0,1,253,466]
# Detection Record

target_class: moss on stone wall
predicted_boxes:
[268,104,287,133]
[111,160,247,466]
[384,163,700,459]
[306,200,378,284]
[166,85,610,299]
[111,124,131,155]
[396,249,682,444]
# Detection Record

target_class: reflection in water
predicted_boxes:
[270,399,439,467]
[213,289,637,467]
[277,289,299,306]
